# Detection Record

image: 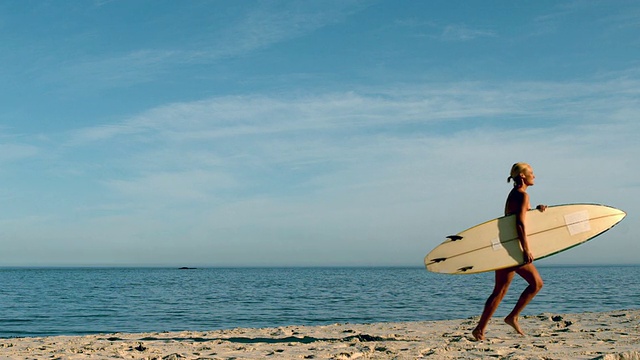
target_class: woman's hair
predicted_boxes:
[508,162,531,183]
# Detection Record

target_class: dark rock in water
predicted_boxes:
[178,267,196,270]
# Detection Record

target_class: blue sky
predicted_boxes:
[0,0,638,266]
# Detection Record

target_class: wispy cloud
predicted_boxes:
[531,0,640,37]
[209,1,364,58]
[69,71,640,147]
[393,19,496,41]
[0,134,41,163]
[0,143,39,163]
[59,71,640,212]
[438,24,496,41]
[106,170,238,202]
[50,1,368,89]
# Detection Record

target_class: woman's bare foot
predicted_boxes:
[504,316,525,336]
[471,327,485,341]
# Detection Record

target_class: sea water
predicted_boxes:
[0,266,638,338]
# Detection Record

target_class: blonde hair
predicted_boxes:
[508,162,531,184]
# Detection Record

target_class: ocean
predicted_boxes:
[0,266,638,338]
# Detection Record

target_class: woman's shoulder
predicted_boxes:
[505,188,529,213]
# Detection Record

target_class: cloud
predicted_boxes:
[0,142,39,163]
[61,71,640,221]
[49,1,368,89]
[105,170,238,203]
[67,50,180,86]
[69,70,640,149]
[531,1,640,37]
[394,20,496,42]
[439,24,496,41]
[209,1,362,58]
[7,69,640,266]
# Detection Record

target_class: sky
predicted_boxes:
[0,0,638,267]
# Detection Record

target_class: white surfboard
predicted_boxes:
[425,204,626,275]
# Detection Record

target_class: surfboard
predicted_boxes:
[425,204,626,275]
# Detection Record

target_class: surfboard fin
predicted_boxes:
[458,266,473,272]
[446,235,463,241]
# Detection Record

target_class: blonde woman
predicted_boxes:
[472,163,547,341]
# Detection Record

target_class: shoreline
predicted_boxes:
[1,309,638,359]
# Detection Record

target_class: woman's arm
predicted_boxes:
[515,192,534,264]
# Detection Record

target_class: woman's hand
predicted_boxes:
[523,249,534,264]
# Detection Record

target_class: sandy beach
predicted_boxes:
[0,309,638,359]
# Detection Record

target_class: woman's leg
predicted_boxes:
[472,268,515,340]
[504,263,544,335]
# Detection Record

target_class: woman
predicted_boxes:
[472,163,546,341]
